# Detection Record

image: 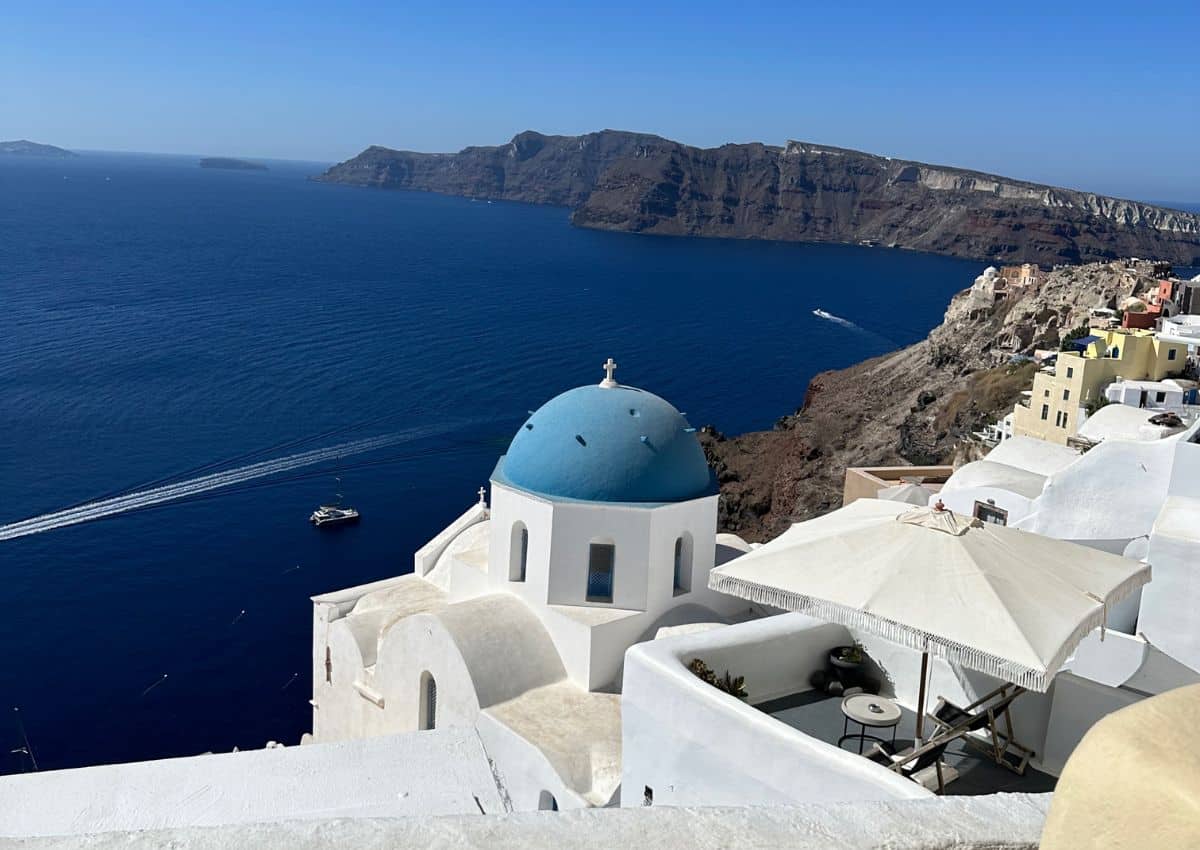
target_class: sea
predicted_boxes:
[0,151,985,773]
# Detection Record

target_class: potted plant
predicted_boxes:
[830,643,864,670]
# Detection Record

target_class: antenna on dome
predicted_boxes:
[600,357,618,388]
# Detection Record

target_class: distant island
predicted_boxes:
[200,157,267,171]
[0,140,77,158]
[316,130,1200,267]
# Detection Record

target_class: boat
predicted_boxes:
[310,505,360,526]
[310,478,360,527]
[813,308,835,320]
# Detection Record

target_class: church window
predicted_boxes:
[643,786,654,806]
[510,522,528,582]
[538,791,558,811]
[586,542,615,603]
[1169,348,1178,361]
[325,646,332,683]
[1062,389,1070,401]
[673,535,692,595]
[1040,404,1049,421]
[420,672,437,730]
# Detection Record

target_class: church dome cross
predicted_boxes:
[599,357,618,388]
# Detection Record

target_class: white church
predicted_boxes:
[308,359,759,809]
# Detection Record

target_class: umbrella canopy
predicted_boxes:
[877,482,935,506]
[708,499,1150,692]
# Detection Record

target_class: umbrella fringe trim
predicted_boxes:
[709,565,1150,693]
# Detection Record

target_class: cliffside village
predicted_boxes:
[965,259,1200,449]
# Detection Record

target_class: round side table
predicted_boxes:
[839,694,902,754]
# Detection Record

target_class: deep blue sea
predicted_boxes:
[0,151,983,773]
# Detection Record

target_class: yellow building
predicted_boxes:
[1012,329,1188,444]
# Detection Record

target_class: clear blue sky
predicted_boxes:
[3,1,1197,200]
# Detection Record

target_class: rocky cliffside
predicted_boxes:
[318,130,1200,266]
[317,130,664,207]
[701,259,1171,542]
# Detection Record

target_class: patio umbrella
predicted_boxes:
[708,499,1150,736]
[877,482,935,506]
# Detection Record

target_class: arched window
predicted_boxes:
[419,671,437,730]
[538,790,558,811]
[509,522,529,582]
[673,534,692,595]
[586,539,615,603]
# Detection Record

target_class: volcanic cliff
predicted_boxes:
[700,259,1175,541]
[317,130,1200,267]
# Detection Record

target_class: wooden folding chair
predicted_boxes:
[869,736,953,794]
[928,684,1034,775]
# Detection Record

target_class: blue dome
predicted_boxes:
[498,384,715,503]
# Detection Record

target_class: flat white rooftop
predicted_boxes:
[5,794,1052,849]
[0,728,504,838]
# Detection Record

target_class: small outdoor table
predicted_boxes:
[839,693,902,754]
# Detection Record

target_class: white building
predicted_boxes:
[1103,378,1197,413]
[1158,313,1200,348]
[309,360,756,810]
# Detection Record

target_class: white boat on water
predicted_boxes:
[310,477,359,526]
[813,308,835,320]
[310,505,360,526]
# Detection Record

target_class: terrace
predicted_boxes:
[622,614,1066,809]
[758,688,1057,797]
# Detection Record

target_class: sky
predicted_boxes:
[3,1,1198,200]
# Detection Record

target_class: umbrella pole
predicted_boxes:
[915,650,929,743]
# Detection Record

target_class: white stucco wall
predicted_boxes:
[476,710,589,812]
[476,684,622,810]
[4,795,1053,850]
[1137,437,1200,671]
[1038,672,1144,775]
[984,436,1080,476]
[1017,432,1179,543]
[487,482,556,603]
[0,729,504,838]
[414,502,488,578]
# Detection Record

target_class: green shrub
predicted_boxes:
[688,658,748,699]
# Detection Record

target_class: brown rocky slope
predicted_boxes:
[317,130,1200,267]
[702,259,1173,542]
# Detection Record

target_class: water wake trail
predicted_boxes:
[812,308,859,329]
[0,433,406,542]
[812,308,899,348]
